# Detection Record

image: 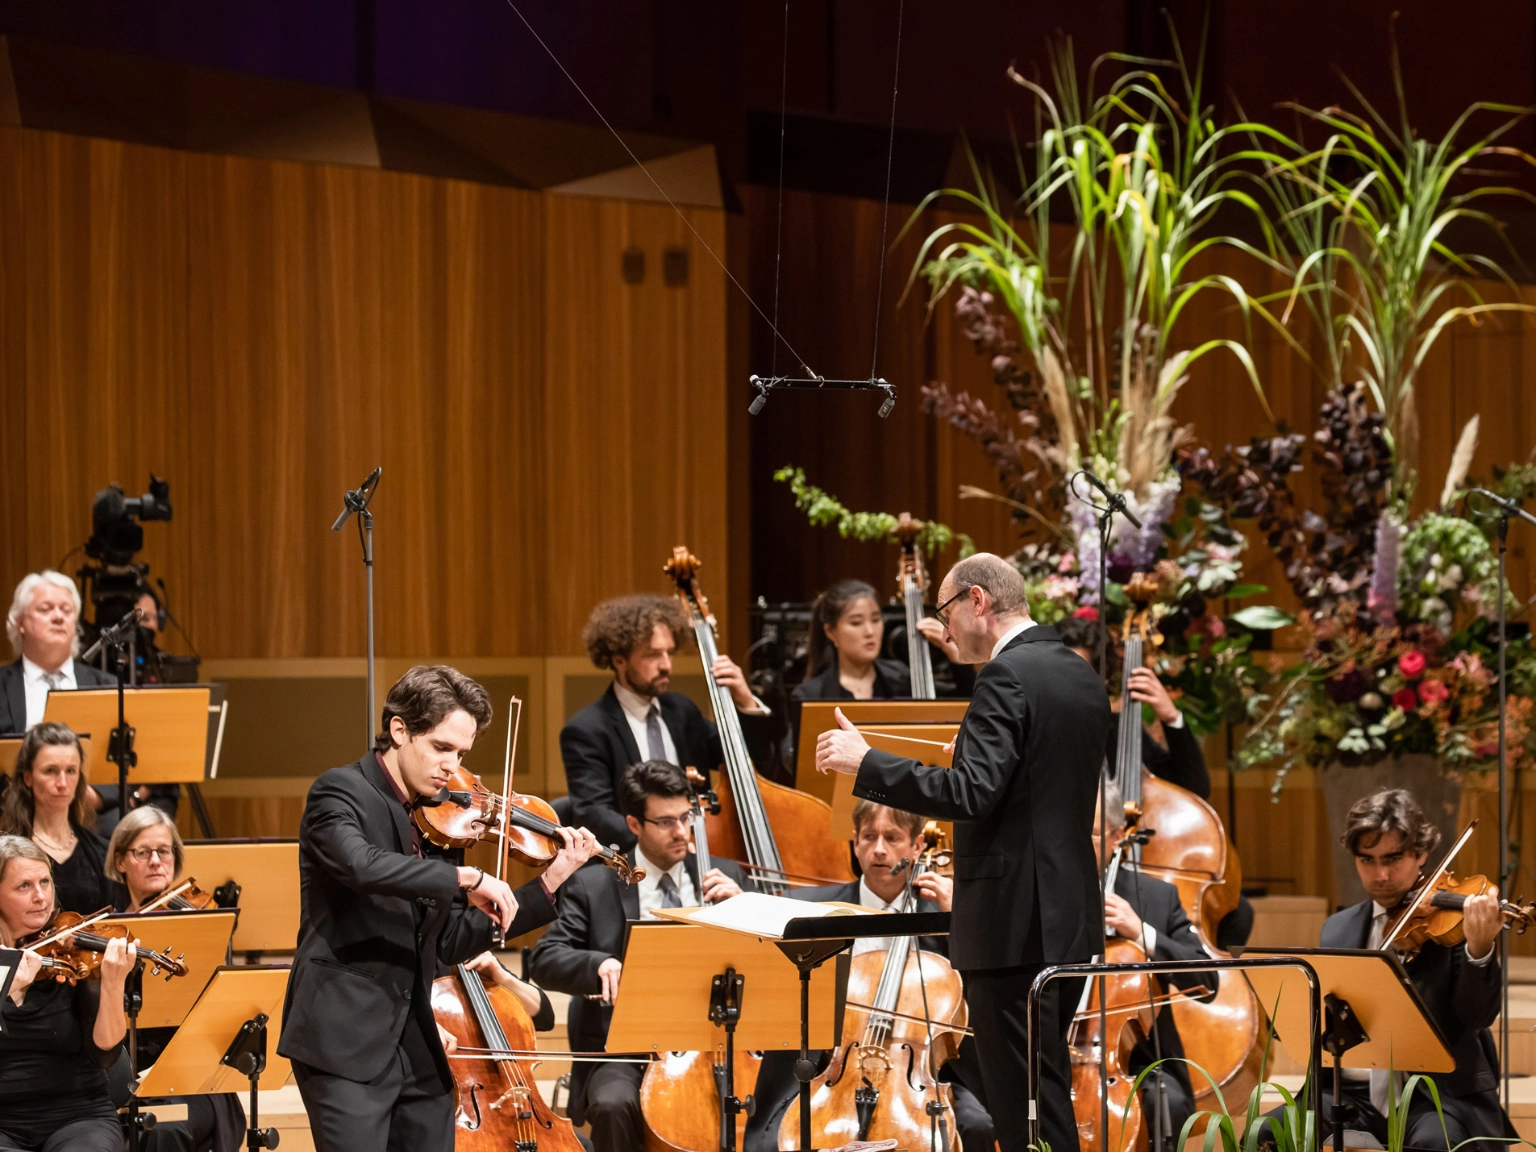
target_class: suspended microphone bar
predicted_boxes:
[748,374,896,418]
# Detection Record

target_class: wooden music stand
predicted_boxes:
[0,735,94,777]
[136,966,292,1097]
[795,701,966,800]
[181,841,300,954]
[101,910,238,1028]
[1243,947,1455,1152]
[44,687,211,785]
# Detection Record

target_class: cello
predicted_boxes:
[893,514,936,701]
[777,827,967,1151]
[432,960,585,1152]
[665,547,852,892]
[639,766,762,1152]
[1109,582,1262,1133]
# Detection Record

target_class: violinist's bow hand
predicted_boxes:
[1463,886,1502,960]
[816,708,870,776]
[468,873,519,937]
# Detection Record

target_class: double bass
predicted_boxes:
[1106,582,1262,1132]
[432,961,584,1152]
[665,547,852,891]
[778,826,967,1150]
[893,513,936,701]
[639,767,761,1152]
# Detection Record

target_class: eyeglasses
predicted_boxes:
[127,846,175,863]
[933,586,971,629]
[641,815,691,832]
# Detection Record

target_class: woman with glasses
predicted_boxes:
[0,723,118,915]
[105,806,246,1152]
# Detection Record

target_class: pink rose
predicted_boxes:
[1398,650,1427,678]
[1392,687,1419,711]
[1418,679,1449,705]
[1073,606,1099,621]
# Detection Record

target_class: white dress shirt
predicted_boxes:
[635,846,698,920]
[989,619,1037,661]
[21,655,76,730]
[613,680,679,765]
[853,876,912,956]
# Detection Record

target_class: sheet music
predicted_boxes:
[684,892,869,938]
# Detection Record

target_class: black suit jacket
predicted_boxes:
[0,657,117,734]
[277,752,554,1086]
[527,851,753,1123]
[1319,901,1507,1124]
[560,685,727,850]
[855,625,1111,971]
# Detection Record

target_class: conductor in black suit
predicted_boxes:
[817,552,1111,1152]
[1,571,117,734]
[279,664,600,1152]
[529,759,754,1152]
[562,594,768,851]
[1299,788,1513,1147]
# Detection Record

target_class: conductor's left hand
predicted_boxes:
[467,873,519,935]
[543,825,602,892]
[816,708,871,776]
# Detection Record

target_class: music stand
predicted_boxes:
[101,910,237,1027]
[0,735,93,776]
[136,967,291,1152]
[1242,948,1454,1152]
[181,841,299,955]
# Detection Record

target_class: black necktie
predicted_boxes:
[657,872,683,909]
[645,704,668,761]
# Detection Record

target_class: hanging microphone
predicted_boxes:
[748,391,769,416]
[1076,469,1143,528]
[877,393,895,419]
[889,857,912,876]
[331,467,383,532]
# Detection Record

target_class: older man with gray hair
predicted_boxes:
[1,571,116,734]
[817,551,1109,1152]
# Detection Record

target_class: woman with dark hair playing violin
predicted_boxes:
[106,806,246,1152]
[0,833,133,1152]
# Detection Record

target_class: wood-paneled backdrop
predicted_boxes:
[0,124,729,822]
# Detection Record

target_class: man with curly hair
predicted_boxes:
[561,594,767,850]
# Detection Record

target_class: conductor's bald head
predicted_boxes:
[934,553,1032,664]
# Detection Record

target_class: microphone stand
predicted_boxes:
[332,468,382,749]
[1467,488,1536,1113]
[1071,469,1139,1149]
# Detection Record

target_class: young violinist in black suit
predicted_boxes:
[817,553,1111,1152]
[1092,777,1210,1146]
[528,759,754,1152]
[1285,788,1512,1148]
[561,595,768,852]
[279,665,600,1152]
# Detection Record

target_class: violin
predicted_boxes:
[22,909,188,982]
[778,826,967,1150]
[431,961,585,1152]
[638,765,763,1152]
[137,876,241,914]
[1380,822,1536,960]
[666,547,852,892]
[414,763,642,884]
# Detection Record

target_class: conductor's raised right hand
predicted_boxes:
[462,871,519,934]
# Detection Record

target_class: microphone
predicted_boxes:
[1076,469,1143,528]
[889,857,912,877]
[331,466,383,532]
[1467,488,1536,530]
[877,394,895,419]
[80,608,143,662]
[748,391,769,416]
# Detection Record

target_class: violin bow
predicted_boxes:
[26,907,114,951]
[1380,819,1478,953]
[139,878,196,914]
[496,696,525,887]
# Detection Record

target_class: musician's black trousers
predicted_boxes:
[293,1038,452,1152]
[583,1060,646,1152]
[963,965,1079,1152]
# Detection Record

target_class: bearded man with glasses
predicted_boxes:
[530,759,755,1152]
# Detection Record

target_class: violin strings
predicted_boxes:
[496,0,814,378]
